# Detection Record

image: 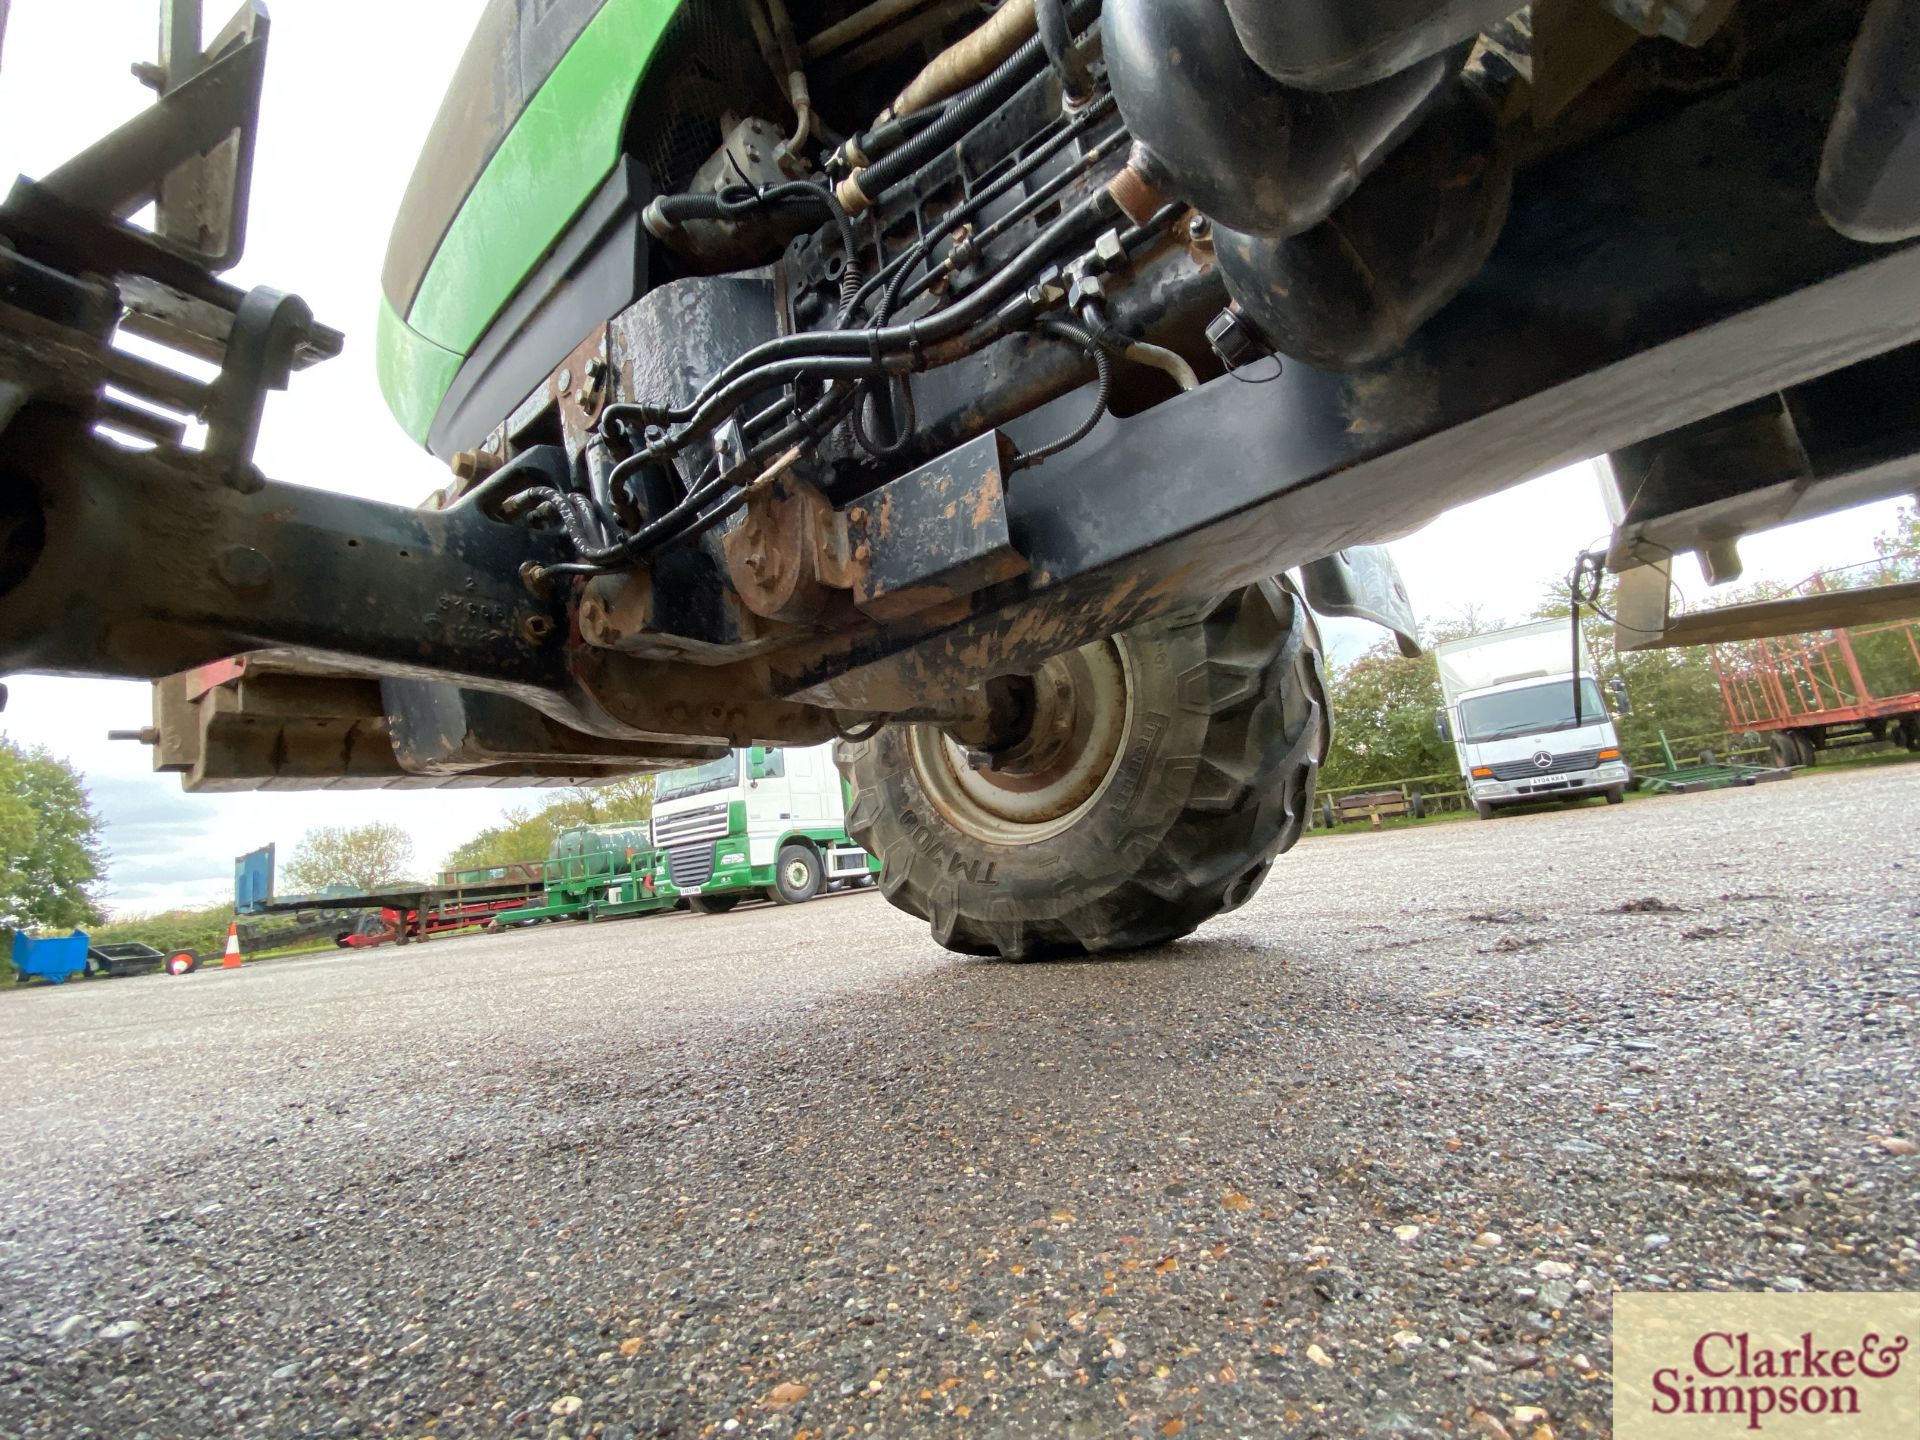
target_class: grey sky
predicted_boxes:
[0,2,1902,914]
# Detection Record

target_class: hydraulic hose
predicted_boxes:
[1036,0,1095,103]
[842,102,948,170]
[444,444,572,516]
[840,30,1046,213]
[645,182,836,231]
[886,123,1128,318]
[1012,319,1112,469]
[605,186,1119,443]
[886,0,1037,121]
[837,0,1100,213]
[851,376,919,457]
[522,489,604,554]
[837,97,1119,328]
[574,386,862,570]
[646,181,865,319]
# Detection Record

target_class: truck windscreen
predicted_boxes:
[655,753,741,802]
[1458,680,1607,741]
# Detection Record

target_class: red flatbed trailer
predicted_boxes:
[263,865,547,948]
[338,896,537,948]
[1712,604,1920,767]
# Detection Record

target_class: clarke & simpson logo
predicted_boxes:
[1616,1293,1920,1437]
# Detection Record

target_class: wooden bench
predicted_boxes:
[1320,789,1426,829]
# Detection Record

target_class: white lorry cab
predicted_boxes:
[648,743,876,913]
[1433,620,1634,821]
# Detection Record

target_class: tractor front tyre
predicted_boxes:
[836,579,1328,960]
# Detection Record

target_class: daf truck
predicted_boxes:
[1435,621,1633,820]
[649,744,875,913]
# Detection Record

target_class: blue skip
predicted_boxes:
[10,930,92,984]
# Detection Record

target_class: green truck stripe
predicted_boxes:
[404,0,682,358]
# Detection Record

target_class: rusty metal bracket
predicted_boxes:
[847,430,1029,621]
[203,285,316,485]
[40,0,269,271]
[0,408,574,689]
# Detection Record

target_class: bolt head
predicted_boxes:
[216,545,273,594]
[1205,307,1267,370]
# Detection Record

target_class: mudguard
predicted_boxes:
[1299,545,1423,657]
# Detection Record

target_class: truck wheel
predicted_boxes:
[1901,718,1920,753]
[1475,802,1495,821]
[1605,786,1626,805]
[771,843,823,905]
[688,895,740,915]
[837,578,1327,959]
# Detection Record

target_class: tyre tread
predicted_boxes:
[838,580,1328,959]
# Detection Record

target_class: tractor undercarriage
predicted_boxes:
[3,0,1919,950]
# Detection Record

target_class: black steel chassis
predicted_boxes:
[3,18,1920,786]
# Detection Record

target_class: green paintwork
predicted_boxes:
[376,294,464,446]
[493,898,587,924]
[377,0,683,444]
[591,892,677,919]
[404,0,680,354]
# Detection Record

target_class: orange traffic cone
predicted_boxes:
[222,922,245,969]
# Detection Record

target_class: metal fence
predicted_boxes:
[1309,730,1775,829]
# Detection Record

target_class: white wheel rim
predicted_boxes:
[909,639,1133,846]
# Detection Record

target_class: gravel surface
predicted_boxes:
[2,763,1916,1439]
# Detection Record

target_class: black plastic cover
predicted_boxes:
[1106,0,1461,238]
[1223,0,1518,92]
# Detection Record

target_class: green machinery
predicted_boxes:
[1634,733,1795,796]
[492,822,675,926]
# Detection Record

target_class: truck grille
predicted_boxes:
[1487,748,1601,782]
[653,802,729,849]
[666,845,716,889]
